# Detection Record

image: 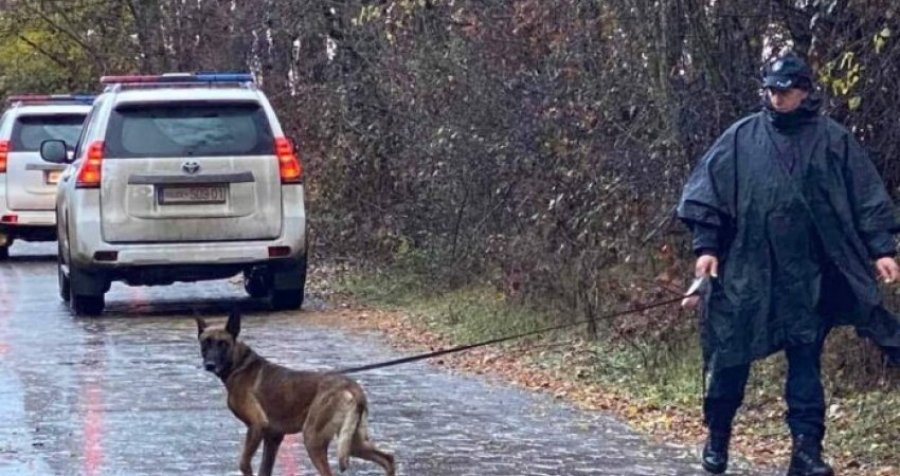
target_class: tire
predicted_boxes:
[0,246,8,261]
[68,261,106,316]
[70,291,105,316]
[58,241,71,302]
[270,256,307,311]
[243,271,270,299]
[58,261,71,302]
[271,289,303,310]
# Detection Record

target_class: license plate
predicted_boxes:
[46,170,62,185]
[159,185,227,205]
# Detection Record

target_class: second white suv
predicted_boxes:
[41,73,307,316]
[0,95,92,259]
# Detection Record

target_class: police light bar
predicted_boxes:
[99,72,255,85]
[6,94,96,104]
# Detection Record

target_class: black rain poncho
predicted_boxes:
[678,96,900,370]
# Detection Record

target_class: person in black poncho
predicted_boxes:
[678,51,900,476]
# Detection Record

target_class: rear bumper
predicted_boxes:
[0,211,57,242]
[0,210,56,226]
[87,239,305,267]
[74,257,304,288]
[67,236,305,289]
[0,177,56,242]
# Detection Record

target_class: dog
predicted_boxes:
[195,310,396,476]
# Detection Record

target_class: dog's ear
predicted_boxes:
[225,309,241,339]
[195,317,207,338]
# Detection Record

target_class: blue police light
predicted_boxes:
[194,73,255,83]
[68,95,98,104]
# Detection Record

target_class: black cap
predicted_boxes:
[762,52,814,91]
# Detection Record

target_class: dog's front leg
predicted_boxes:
[239,427,264,476]
[258,434,284,476]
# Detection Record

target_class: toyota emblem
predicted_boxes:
[182,161,200,174]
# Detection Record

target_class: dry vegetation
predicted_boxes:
[3,0,899,471]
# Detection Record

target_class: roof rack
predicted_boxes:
[100,72,256,91]
[5,94,96,105]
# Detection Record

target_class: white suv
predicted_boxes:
[0,95,92,259]
[41,73,307,316]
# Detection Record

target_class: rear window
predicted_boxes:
[11,114,86,151]
[105,102,274,158]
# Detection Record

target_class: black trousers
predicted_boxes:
[703,337,826,438]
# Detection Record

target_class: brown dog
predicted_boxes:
[195,310,396,476]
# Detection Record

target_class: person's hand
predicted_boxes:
[682,254,718,309]
[695,254,719,279]
[875,256,900,284]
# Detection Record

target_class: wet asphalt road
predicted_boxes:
[0,242,777,476]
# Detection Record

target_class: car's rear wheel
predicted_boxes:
[71,292,105,316]
[270,256,307,311]
[68,262,106,317]
[271,289,303,310]
[58,262,71,302]
[0,245,9,261]
[243,271,270,299]
[58,241,71,302]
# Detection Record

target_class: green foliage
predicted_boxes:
[0,0,137,97]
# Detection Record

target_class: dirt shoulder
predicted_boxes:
[304,289,897,476]
[298,257,900,476]
[305,302,766,471]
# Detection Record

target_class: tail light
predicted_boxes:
[0,140,9,173]
[275,137,302,184]
[76,141,105,188]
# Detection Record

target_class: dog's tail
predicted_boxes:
[337,400,365,471]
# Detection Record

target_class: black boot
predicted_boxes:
[700,430,730,474]
[787,434,834,476]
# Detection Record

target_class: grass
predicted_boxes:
[339,263,550,343]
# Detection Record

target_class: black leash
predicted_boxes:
[332,278,709,375]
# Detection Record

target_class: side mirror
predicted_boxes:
[40,140,68,164]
